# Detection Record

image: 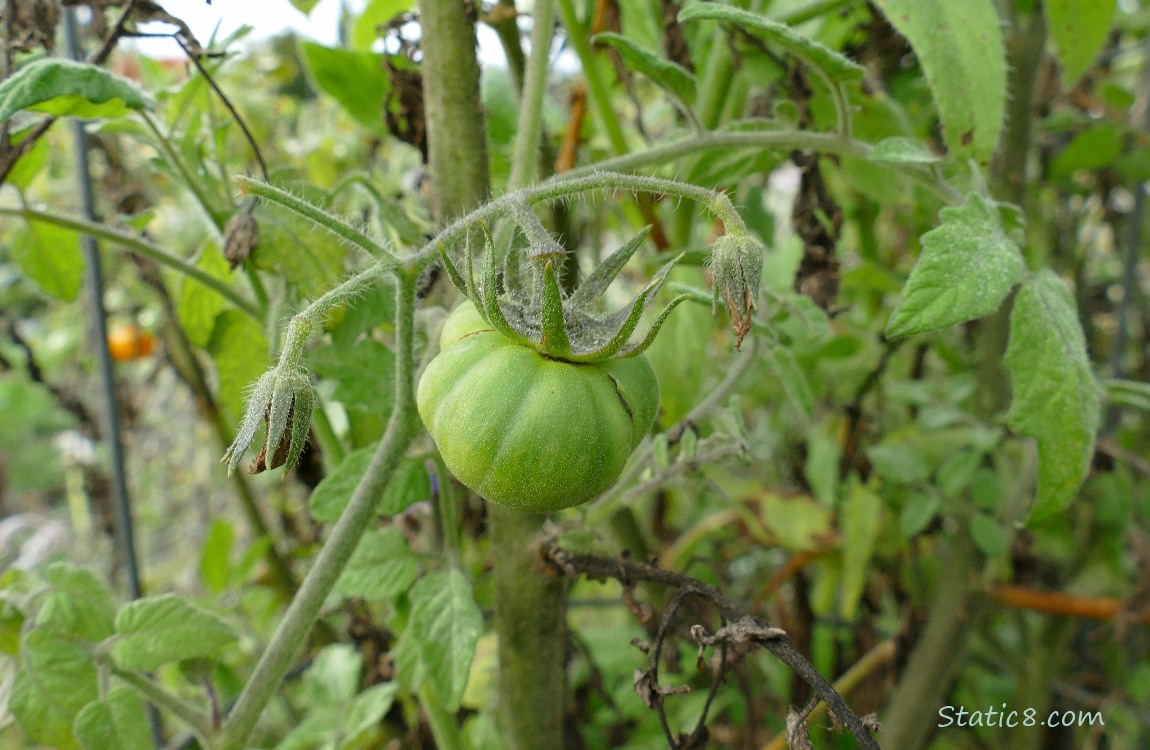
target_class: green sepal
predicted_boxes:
[539,261,572,356]
[438,242,470,300]
[462,226,480,304]
[569,226,652,311]
[477,222,528,344]
[620,294,693,357]
[284,384,314,476]
[266,374,295,466]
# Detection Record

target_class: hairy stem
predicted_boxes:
[112,667,214,746]
[235,177,400,268]
[0,206,261,318]
[217,277,419,750]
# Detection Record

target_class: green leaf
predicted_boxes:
[336,527,419,600]
[1050,126,1124,179]
[310,340,395,413]
[593,33,696,105]
[0,59,153,123]
[406,570,483,710]
[177,244,232,348]
[207,310,271,423]
[867,136,941,165]
[342,682,398,747]
[969,513,1007,558]
[303,644,363,706]
[10,628,99,749]
[7,125,50,189]
[886,194,1023,338]
[199,518,235,594]
[113,594,237,670]
[378,458,431,515]
[1046,0,1117,87]
[311,445,376,522]
[873,0,1006,161]
[762,346,814,421]
[312,448,429,521]
[353,0,417,51]
[678,4,865,84]
[762,493,833,551]
[900,491,940,537]
[73,687,152,750]
[36,563,116,642]
[1005,271,1101,523]
[867,440,930,485]
[11,219,82,301]
[299,41,390,131]
[289,0,321,12]
[840,481,882,619]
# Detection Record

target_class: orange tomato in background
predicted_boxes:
[107,324,156,362]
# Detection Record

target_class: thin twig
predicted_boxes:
[549,547,882,750]
[171,35,269,182]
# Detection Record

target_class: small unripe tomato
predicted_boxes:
[107,324,156,362]
[417,303,659,514]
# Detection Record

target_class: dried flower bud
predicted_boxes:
[222,364,313,476]
[710,231,764,349]
[223,212,259,270]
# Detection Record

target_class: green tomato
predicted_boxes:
[417,302,659,513]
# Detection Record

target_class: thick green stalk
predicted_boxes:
[881,539,982,749]
[217,276,420,750]
[489,505,567,750]
[418,0,491,220]
[0,206,261,318]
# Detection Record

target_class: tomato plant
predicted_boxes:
[2,0,1148,749]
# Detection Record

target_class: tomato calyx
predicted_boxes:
[440,221,692,364]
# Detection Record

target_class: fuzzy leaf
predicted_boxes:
[36,563,115,642]
[73,687,152,750]
[867,136,941,165]
[336,527,420,600]
[887,194,1022,338]
[0,59,152,123]
[405,570,483,711]
[1005,271,1100,523]
[873,0,1006,161]
[678,4,865,83]
[113,594,237,670]
[593,33,696,105]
